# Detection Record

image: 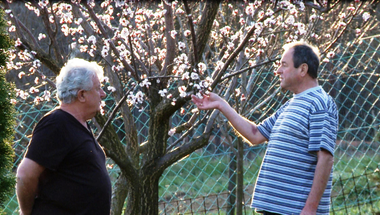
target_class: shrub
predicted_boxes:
[0,8,16,213]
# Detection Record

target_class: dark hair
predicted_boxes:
[283,41,320,79]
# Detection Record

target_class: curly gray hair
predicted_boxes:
[56,58,104,104]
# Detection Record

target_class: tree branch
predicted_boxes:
[95,113,137,178]
[322,1,363,55]
[221,57,280,81]
[210,11,278,90]
[82,3,137,80]
[157,130,212,172]
[32,1,64,64]
[160,0,176,76]
[4,2,40,50]
[183,0,198,64]
[96,89,130,142]
[194,0,221,63]
[166,111,202,152]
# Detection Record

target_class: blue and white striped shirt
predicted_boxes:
[251,86,339,215]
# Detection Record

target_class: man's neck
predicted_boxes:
[59,103,88,127]
[293,78,319,94]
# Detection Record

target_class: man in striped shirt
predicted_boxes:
[192,41,339,215]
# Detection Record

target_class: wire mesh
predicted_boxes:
[3,36,380,214]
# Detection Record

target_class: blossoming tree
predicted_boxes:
[2,0,376,214]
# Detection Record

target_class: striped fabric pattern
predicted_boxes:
[251,86,339,215]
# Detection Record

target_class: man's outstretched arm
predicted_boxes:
[191,92,267,145]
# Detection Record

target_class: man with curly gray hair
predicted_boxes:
[16,58,111,215]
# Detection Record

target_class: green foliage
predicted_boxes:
[0,9,16,213]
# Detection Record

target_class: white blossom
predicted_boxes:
[326,51,335,59]
[43,90,51,101]
[170,30,177,39]
[135,91,144,103]
[17,90,29,100]
[139,79,151,88]
[193,83,201,90]
[8,26,16,32]
[182,72,190,80]
[362,12,370,22]
[285,15,295,25]
[299,2,305,11]
[38,33,46,40]
[158,89,167,97]
[265,9,274,16]
[191,73,199,80]
[184,30,191,36]
[178,86,187,97]
[198,62,206,74]
[29,87,39,94]
[171,98,177,106]
[34,96,42,105]
[102,76,110,83]
[107,86,116,92]
[120,28,129,39]
[88,35,96,44]
[215,61,224,70]
[15,38,22,46]
[178,41,186,51]
[191,108,199,113]
[101,49,108,58]
[168,128,176,136]
[176,8,184,14]
[18,72,25,79]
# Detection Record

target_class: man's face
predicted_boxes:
[83,75,106,117]
[275,48,303,93]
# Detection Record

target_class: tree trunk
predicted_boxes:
[140,175,160,215]
[111,173,128,215]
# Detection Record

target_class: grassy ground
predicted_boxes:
[159,148,380,214]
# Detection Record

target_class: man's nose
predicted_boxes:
[100,89,106,99]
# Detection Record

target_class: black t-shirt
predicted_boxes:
[25,109,111,215]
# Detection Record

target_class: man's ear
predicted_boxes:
[300,63,308,77]
[77,90,86,102]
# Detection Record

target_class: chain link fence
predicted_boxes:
[3,36,380,214]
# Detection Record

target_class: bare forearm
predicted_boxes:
[16,158,45,215]
[16,177,38,215]
[191,92,266,144]
[303,150,334,214]
[218,101,263,145]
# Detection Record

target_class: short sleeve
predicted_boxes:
[308,110,338,155]
[25,115,71,171]
[257,103,287,140]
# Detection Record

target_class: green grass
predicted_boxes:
[159,150,263,199]
[159,150,380,214]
